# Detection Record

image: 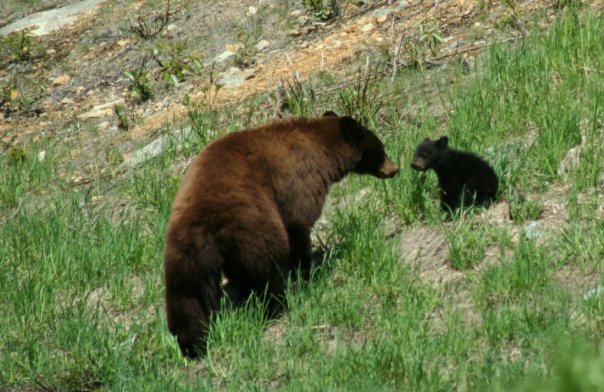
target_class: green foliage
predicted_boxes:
[446,217,488,270]
[151,40,203,87]
[0,30,46,64]
[0,73,47,116]
[336,63,385,125]
[303,0,340,21]
[124,59,155,103]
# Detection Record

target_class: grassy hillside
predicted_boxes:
[1,5,602,391]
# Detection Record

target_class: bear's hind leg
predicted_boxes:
[165,269,222,359]
[287,226,312,279]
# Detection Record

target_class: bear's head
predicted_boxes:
[330,113,398,179]
[410,136,448,171]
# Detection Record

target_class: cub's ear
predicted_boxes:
[340,116,362,143]
[436,136,449,148]
[323,110,339,117]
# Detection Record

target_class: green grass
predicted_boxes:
[1,8,603,391]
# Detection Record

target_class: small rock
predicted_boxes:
[361,23,376,32]
[289,29,303,37]
[343,24,358,33]
[61,97,75,105]
[211,50,236,64]
[226,43,243,52]
[37,151,46,162]
[583,286,603,301]
[290,10,303,17]
[97,121,110,132]
[300,41,309,48]
[297,15,310,26]
[255,40,270,51]
[370,8,392,17]
[52,74,71,86]
[116,39,129,47]
[77,99,125,120]
[118,127,193,171]
[376,15,389,24]
[218,67,255,89]
[558,146,582,175]
[523,221,542,239]
[247,6,257,16]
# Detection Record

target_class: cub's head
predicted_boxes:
[325,111,398,179]
[410,136,448,171]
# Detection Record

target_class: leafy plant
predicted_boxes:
[124,58,155,103]
[113,104,132,131]
[0,74,47,117]
[0,30,46,64]
[127,0,171,40]
[303,0,340,21]
[151,40,203,87]
[417,21,444,56]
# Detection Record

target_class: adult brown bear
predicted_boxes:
[164,112,398,358]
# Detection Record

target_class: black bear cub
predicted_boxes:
[411,136,498,212]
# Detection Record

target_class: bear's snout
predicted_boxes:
[410,158,425,171]
[379,157,399,178]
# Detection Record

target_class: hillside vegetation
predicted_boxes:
[0,1,602,391]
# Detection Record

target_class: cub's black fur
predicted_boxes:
[411,136,498,212]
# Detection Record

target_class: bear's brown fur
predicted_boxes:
[164,113,398,358]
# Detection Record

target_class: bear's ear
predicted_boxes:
[340,116,363,143]
[323,110,339,117]
[436,136,449,148]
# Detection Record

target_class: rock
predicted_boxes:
[97,121,110,132]
[361,23,376,32]
[0,0,109,36]
[218,67,255,89]
[300,41,309,49]
[558,145,582,175]
[343,24,358,33]
[290,10,303,17]
[289,29,303,37]
[52,74,71,86]
[116,39,130,47]
[77,99,124,120]
[376,15,389,24]
[211,50,236,64]
[61,97,75,105]
[225,43,244,52]
[523,221,542,239]
[255,40,270,51]
[583,286,603,301]
[37,151,46,162]
[297,15,310,26]
[118,127,193,171]
[370,8,392,17]
[247,6,257,16]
